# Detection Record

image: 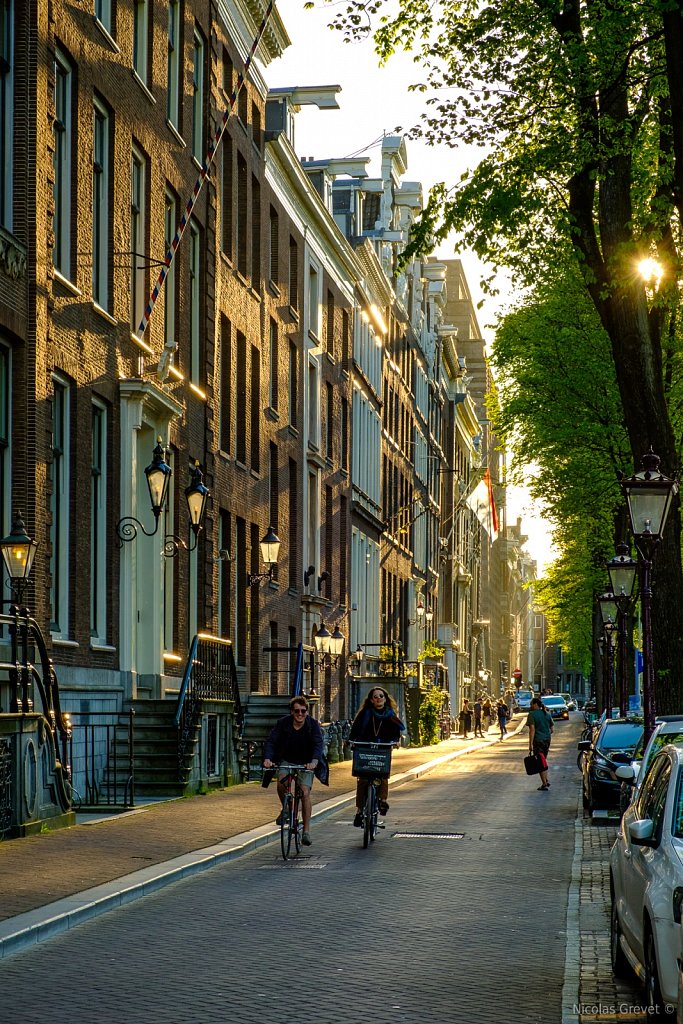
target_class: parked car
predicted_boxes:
[610,744,683,1016]
[578,717,644,813]
[616,715,683,814]
[513,689,535,712]
[542,695,570,720]
[560,692,577,711]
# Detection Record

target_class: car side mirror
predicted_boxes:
[615,765,635,782]
[629,818,656,846]
[578,740,592,752]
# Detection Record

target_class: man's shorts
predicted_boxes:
[278,768,314,789]
[533,738,550,757]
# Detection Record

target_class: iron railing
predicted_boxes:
[68,710,135,809]
[0,736,11,837]
[175,634,242,771]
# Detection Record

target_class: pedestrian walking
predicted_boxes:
[497,699,508,738]
[527,696,553,791]
[459,698,473,738]
[473,697,484,737]
[482,697,492,733]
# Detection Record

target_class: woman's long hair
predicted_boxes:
[353,686,398,724]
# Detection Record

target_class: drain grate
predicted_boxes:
[392,832,465,840]
[259,862,327,869]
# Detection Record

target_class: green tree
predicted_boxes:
[327,0,683,706]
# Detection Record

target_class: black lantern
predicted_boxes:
[185,462,210,539]
[117,439,173,545]
[0,512,38,604]
[246,526,281,586]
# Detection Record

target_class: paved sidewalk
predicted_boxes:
[0,721,519,958]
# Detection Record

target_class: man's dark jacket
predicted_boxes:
[263,715,329,785]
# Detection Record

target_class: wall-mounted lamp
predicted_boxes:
[317,570,330,593]
[246,526,281,587]
[163,461,210,557]
[116,439,172,545]
[304,565,315,587]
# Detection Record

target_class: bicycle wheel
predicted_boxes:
[293,790,302,855]
[363,784,374,848]
[280,794,293,860]
[370,784,379,842]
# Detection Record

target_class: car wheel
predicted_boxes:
[644,926,665,1018]
[610,899,630,979]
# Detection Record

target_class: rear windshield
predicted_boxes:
[598,722,643,753]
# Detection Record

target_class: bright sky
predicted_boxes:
[270,2,557,573]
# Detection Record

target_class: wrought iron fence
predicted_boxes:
[0,736,11,837]
[175,635,241,771]
[68,710,135,809]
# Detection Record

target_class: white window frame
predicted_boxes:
[131,146,146,331]
[90,400,107,643]
[0,0,13,230]
[192,28,204,162]
[50,375,71,638]
[133,0,149,84]
[190,219,201,383]
[92,100,110,309]
[269,319,278,411]
[95,0,112,35]
[167,0,180,128]
[53,50,72,277]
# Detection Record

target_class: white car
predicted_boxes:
[617,715,683,813]
[514,689,534,711]
[610,744,683,1015]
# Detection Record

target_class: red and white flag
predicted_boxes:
[466,469,499,543]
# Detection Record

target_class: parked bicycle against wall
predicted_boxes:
[350,741,394,848]
[275,763,307,860]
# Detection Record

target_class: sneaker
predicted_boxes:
[378,800,389,815]
[276,812,284,825]
[537,785,548,791]
[302,831,312,846]
[353,813,363,828]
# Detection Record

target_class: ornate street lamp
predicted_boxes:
[0,512,38,606]
[606,543,638,716]
[116,439,172,544]
[598,592,618,719]
[621,449,679,742]
[164,461,211,557]
[246,526,281,587]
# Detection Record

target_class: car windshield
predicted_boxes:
[517,691,533,700]
[543,697,565,707]
[597,722,643,754]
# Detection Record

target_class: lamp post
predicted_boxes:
[621,450,679,743]
[245,526,281,587]
[598,592,618,718]
[606,543,638,717]
[313,623,346,668]
[0,512,39,713]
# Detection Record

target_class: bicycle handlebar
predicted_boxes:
[271,763,310,771]
[348,741,396,748]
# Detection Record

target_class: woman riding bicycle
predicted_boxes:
[349,686,405,826]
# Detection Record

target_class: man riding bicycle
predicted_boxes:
[263,696,328,847]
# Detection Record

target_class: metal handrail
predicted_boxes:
[67,710,135,809]
[175,634,242,771]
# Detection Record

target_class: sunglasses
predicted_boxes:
[292,708,307,715]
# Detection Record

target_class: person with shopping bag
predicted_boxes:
[527,696,553,791]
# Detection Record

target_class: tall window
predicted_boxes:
[326,290,335,353]
[218,510,231,638]
[236,330,246,463]
[250,344,260,473]
[131,146,146,331]
[268,206,279,287]
[221,135,233,258]
[307,264,319,336]
[269,443,279,535]
[236,517,246,664]
[133,0,150,84]
[189,220,201,383]
[0,345,10,605]
[269,319,278,412]
[95,0,112,35]
[167,0,180,128]
[92,100,110,309]
[90,401,107,642]
[220,316,231,453]
[236,153,247,276]
[288,340,297,428]
[341,397,349,470]
[192,28,204,162]
[0,0,13,230]
[308,360,319,447]
[53,50,72,276]
[325,382,333,460]
[50,376,71,636]
[289,236,298,311]
[251,174,261,287]
[288,459,297,590]
[164,188,177,359]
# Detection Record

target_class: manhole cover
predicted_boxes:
[259,862,327,869]
[392,832,465,840]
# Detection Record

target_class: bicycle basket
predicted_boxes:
[352,744,392,778]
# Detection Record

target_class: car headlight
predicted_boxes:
[593,754,610,769]
[594,768,613,781]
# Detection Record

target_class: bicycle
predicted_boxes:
[350,741,394,848]
[274,763,307,860]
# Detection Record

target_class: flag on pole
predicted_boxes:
[466,469,499,542]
